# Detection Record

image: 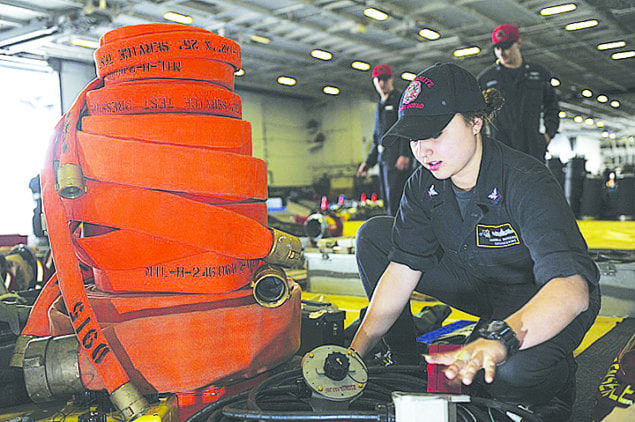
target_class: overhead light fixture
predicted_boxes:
[597,95,608,103]
[453,46,481,57]
[550,78,560,87]
[250,35,271,44]
[573,116,583,123]
[351,61,371,71]
[72,38,99,49]
[540,4,577,16]
[596,120,605,127]
[609,133,616,139]
[601,131,609,138]
[418,28,440,40]
[581,89,593,97]
[363,7,389,21]
[323,86,340,96]
[584,118,594,126]
[311,49,333,61]
[558,111,567,118]
[597,41,626,50]
[401,72,416,81]
[277,76,297,86]
[164,12,193,24]
[611,51,635,60]
[235,69,245,77]
[610,100,620,108]
[565,20,599,31]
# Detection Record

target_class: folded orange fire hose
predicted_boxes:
[15,23,302,419]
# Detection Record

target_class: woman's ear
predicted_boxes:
[472,117,484,134]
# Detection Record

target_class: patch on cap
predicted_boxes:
[402,81,421,105]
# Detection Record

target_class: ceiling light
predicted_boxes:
[164,12,193,24]
[609,133,616,139]
[550,78,560,87]
[565,20,599,31]
[351,61,370,71]
[419,28,440,40]
[250,35,271,44]
[235,69,245,76]
[311,49,333,61]
[401,72,416,81]
[72,38,99,49]
[453,46,481,57]
[611,51,635,60]
[584,118,594,126]
[581,89,593,97]
[323,86,340,96]
[610,100,620,108]
[540,4,577,15]
[597,41,626,50]
[573,116,583,123]
[558,111,567,118]
[596,120,605,127]
[363,7,389,21]
[277,76,296,86]
[601,131,609,138]
[597,95,608,103]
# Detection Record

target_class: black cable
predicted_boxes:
[222,406,386,421]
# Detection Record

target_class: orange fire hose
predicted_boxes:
[21,23,302,417]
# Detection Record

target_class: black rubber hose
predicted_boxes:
[470,396,543,422]
[246,369,302,410]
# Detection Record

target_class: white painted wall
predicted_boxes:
[239,90,376,187]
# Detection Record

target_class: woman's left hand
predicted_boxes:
[424,339,508,385]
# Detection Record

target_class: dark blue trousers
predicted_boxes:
[355,216,601,406]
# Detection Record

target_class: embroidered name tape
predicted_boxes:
[476,223,520,248]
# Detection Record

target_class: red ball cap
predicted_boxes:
[372,63,394,78]
[492,24,521,45]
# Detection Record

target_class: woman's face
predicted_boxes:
[410,114,483,190]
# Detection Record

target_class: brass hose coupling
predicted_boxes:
[252,265,290,308]
[10,334,35,368]
[265,228,303,268]
[56,163,86,199]
[110,382,150,421]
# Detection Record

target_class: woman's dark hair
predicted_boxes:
[461,88,504,126]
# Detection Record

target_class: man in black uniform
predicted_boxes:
[351,63,600,421]
[477,24,560,162]
[357,64,412,216]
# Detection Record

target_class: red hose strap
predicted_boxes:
[94,30,241,77]
[103,58,235,90]
[86,80,241,117]
[81,114,252,155]
[43,137,131,392]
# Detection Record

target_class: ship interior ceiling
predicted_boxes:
[1,1,635,422]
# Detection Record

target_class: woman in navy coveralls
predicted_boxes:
[350,63,600,420]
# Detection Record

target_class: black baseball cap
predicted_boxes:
[382,63,486,145]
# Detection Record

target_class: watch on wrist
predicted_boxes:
[478,320,520,358]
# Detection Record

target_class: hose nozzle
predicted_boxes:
[56,163,86,199]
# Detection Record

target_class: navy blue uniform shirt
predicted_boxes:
[365,89,411,168]
[478,62,560,161]
[389,136,600,294]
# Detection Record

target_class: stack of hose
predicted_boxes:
[13,23,302,419]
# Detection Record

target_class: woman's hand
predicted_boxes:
[424,339,507,385]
